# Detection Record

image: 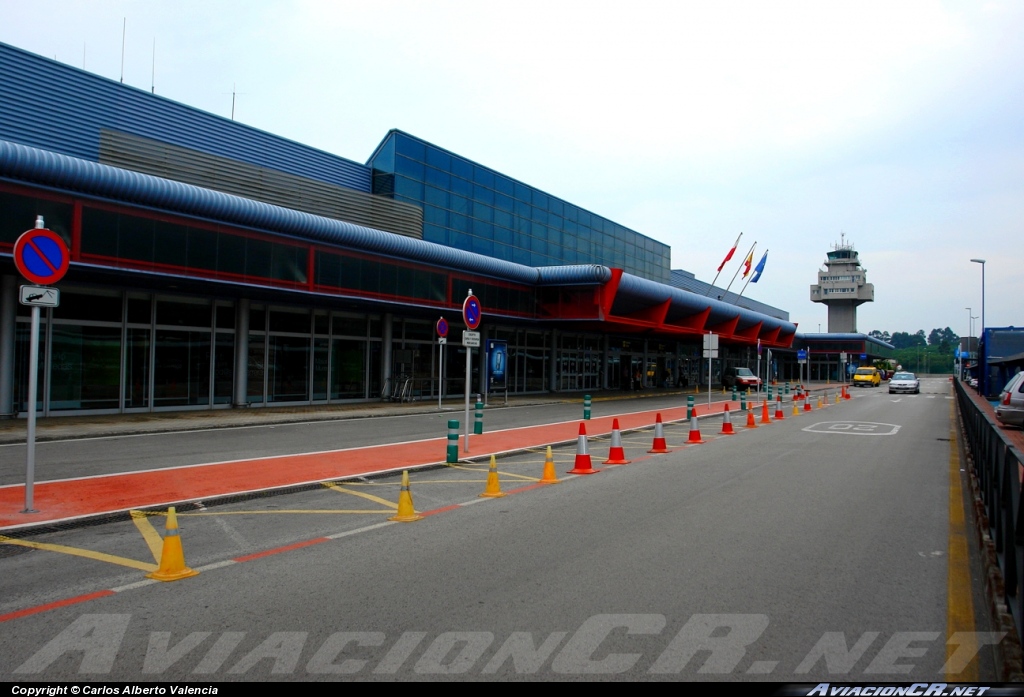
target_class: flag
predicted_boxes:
[716,232,742,272]
[741,248,755,277]
[750,250,768,283]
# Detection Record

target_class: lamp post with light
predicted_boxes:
[970,259,985,393]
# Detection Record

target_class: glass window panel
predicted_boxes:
[473,185,494,206]
[267,335,309,402]
[247,335,265,403]
[494,175,514,196]
[425,185,448,208]
[473,166,495,188]
[424,167,450,190]
[394,133,426,161]
[0,191,73,246]
[269,309,310,334]
[120,216,155,262]
[450,193,469,214]
[154,329,211,407]
[127,296,151,325]
[152,219,187,268]
[214,332,234,405]
[425,146,450,170]
[425,205,448,226]
[472,220,494,239]
[49,325,121,411]
[451,157,473,180]
[494,192,513,212]
[157,299,210,328]
[186,226,218,271]
[394,175,424,200]
[54,291,122,322]
[312,337,329,400]
[379,261,397,295]
[79,207,119,257]
[532,191,549,209]
[493,208,512,230]
[394,154,425,179]
[245,238,273,279]
[331,338,365,399]
[216,233,247,276]
[125,327,150,408]
[333,315,366,337]
[471,200,493,221]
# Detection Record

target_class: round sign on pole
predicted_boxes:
[463,294,482,330]
[14,228,70,285]
[436,317,449,338]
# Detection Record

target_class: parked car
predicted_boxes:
[995,372,1024,428]
[722,366,762,389]
[888,371,920,394]
[852,366,882,387]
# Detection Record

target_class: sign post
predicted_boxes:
[14,216,70,514]
[462,290,482,452]
[703,333,719,405]
[436,317,448,410]
[797,349,807,389]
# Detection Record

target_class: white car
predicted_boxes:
[888,371,920,394]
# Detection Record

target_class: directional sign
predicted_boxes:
[19,285,60,308]
[462,294,482,330]
[14,228,70,285]
[436,317,449,338]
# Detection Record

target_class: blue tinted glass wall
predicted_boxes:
[367,130,671,282]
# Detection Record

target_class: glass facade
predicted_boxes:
[368,131,671,283]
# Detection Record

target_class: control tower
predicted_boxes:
[809,235,874,332]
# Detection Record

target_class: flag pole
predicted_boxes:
[723,241,756,298]
[705,232,742,295]
[737,248,767,300]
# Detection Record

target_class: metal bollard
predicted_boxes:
[687,395,694,420]
[446,420,459,463]
[474,400,484,435]
[583,394,592,420]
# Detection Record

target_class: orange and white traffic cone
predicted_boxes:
[746,406,757,429]
[604,418,631,464]
[844,385,851,400]
[569,423,600,474]
[146,507,199,582]
[774,396,785,420]
[539,445,560,484]
[721,405,736,435]
[686,414,705,444]
[804,394,812,411]
[648,413,669,453]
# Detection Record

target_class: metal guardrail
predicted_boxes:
[955,378,1024,645]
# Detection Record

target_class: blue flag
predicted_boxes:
[750,250,768,283]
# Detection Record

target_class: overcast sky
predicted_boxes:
[2,0,1021,337]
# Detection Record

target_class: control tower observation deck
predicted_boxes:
[809,236,874,333]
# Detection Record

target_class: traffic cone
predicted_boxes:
[843,385,851,400]
[804,394,812,411]
[539,445,560,484]
[817,396,824,409]
[686,414,705,444]
[389,470,424,522]
[569,423,600,474]
[774,396,785,420]
[746,407,757,429]
[146,507,199,582]
[835,390,841,404]
[480,455,506,498]
[604,418,631,464]
[648,413,669,453]
[760,399,771,424]
[793,397,800,416]
[721,405,736,435]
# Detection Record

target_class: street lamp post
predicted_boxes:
[970,258,986,392]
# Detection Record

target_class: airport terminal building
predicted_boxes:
[0,42,808,417]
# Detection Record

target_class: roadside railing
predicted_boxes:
[955,378,1024,645]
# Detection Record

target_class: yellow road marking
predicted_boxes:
[322,482,398,509]
[130,510,164,564]
[947,399,978,680]
[178,510,392,516]
[447,463,536,481]
[0,535,157,572]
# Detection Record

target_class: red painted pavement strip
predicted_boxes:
[0,400,759,529]
[0,590,115,623]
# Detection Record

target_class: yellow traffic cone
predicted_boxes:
[146,507,199,582]
[480,455,506,498]
[540,446,560,484]
[390,470,423,522]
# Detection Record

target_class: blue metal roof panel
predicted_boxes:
[0,42,371,192]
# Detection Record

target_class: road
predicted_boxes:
[0,378,1005,681]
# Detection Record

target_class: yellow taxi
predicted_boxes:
[852,366,882,388]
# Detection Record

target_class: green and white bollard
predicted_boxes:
[687,395,694,420]
[731,386,737,401]
[446,420,460,463]
[784,382,790,395]
[474,400,484,435]
[583,394,592,420]
[740,393,747,411]
[767,385,773,401]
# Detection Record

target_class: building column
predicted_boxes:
[548,329,559,392]
[382,313,394,393]
[0,276,16,417]
[232,299,250,407]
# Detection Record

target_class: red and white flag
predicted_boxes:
[717,232,742,272]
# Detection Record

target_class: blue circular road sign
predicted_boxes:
[436,317,449,338]
[463,294,482,330]
[14,228,70,286]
